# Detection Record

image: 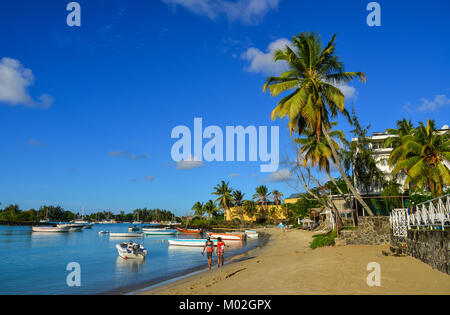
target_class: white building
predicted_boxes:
[353,126,449,196]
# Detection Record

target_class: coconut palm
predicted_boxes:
[253,185,271,219]
[242,200,258,222]
[271,190,283,206]
[391,119,450,196]
[232,190,245,221]
[191,201,204,217]
[295,122,347,194]
[212,180,234,219]
[263,32,374,216]
[203,200,219,219]
[232,190,245,207]
[384,118,414,150]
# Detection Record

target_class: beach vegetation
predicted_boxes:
[310,230,337,249]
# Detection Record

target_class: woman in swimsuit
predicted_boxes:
[217,237,225,268]
[202,236,215,271]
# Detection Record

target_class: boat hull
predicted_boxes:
[176,227,202,234]
[109,233,143,238]
[209,233,244,240]
[168,239,217,247]
[32,226,70,232]
[143,229,178,235]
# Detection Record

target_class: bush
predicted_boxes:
[310,230,337,249]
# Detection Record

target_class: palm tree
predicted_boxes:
[390,119,450,196]
[242,200,258,222]
[232,190,245,221]
[212,180,234,219]
[203,200,219,219]
[232,190,245,207]
[263,32,374,216]
[295,122,347,195]
[271,190,283,206]
[384,118,414,150]
[191,201,204,217]
[253,185,271,219]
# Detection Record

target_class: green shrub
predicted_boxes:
[310,230,337,249]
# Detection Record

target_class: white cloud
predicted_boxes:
[418,94,450,112]
[162,0,279,24]
[108,151,149,160]
[0,57,53,109]
[28,138,45,147]
[176,155,204,170]
[145,175,155,181]
[266,168,293,182]
[403,94,450,112]
[228,173,240,178]
[241,38,291,76]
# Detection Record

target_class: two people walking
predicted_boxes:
[202,236,225,271]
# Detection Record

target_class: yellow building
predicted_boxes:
[225,205,287,222]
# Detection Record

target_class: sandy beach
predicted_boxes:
[140,228,450,295]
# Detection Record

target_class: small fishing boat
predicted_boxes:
[143,229,178,235]
[32,225,71,232]
[208,233,244,241]
[168,239,218,247]
[109,232,143,238]
[142,227,167,232]
[99,230,110,234]
[115,242,147,259]
[246,233,258,239]
[175,227,202,234]
[57,223,84,231]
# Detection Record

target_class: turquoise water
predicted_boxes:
[0,224,261,295]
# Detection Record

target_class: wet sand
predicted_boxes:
[139,228,450,295]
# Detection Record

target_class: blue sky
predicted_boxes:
[0,0,449,215]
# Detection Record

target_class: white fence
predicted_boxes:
[389,194,450,237]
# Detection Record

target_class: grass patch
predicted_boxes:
[310,230,337,249]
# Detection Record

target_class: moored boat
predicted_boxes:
[109,232,143,238]
[143,229,178,235]
[175,227,202,234]
[115,242,147,259]
[245,230,259,238]
[208,232,244,240]
[32,225,71,232]
[168,239,217,247]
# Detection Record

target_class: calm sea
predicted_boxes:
[0,224,262,295]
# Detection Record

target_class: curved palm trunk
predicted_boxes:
[322,124,375,216]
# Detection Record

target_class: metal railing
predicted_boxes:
[389,194,450,237]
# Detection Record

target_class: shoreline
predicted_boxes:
[139,228,450,295]
[103,232,270,295]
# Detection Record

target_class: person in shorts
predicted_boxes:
[217,237,225,268]
[202,236,215,271]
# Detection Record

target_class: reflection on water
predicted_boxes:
[115,256,146,273]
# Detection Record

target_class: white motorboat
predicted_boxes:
[245,230,259,238]
[168,239,218,247]
[57,223,84,231]
[115,242,147,259]
[32,225,71,232]
[109,232,143,238]
[143,229,178,235]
